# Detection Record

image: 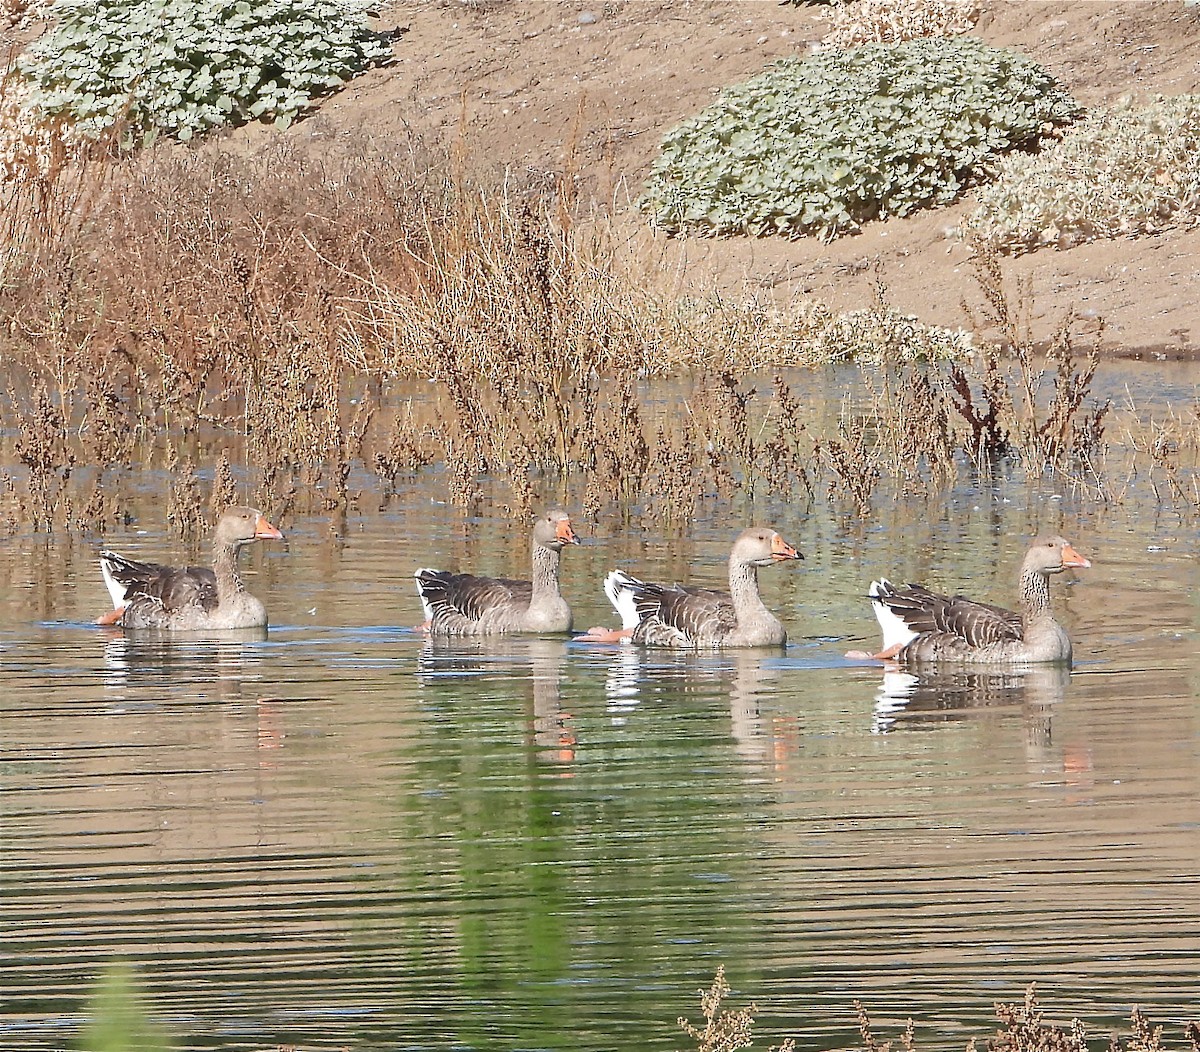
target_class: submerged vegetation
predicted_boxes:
[0,121,1194,535]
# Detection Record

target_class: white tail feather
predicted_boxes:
[413,568,437,622]
[99,553,127,609]
[604,570,642,630]
[869,578,919,651]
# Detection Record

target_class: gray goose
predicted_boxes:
[98,506,283,630]
[415,509,580,636]
[857,535,1090,665]
[582,527,803,648]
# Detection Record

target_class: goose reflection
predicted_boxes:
[868,662,1071,741]
[599,645,795,766]
[102,627,268,696]
[418,636,575,766]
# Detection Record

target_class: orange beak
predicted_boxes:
[255,515,283,541]
[771,534,803,561]
[556,518,580,545]
[1061,543,1090,569]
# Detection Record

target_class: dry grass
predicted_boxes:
[855,984,1200,1052]
[679,966,795,1052]
[0,124,1170,535]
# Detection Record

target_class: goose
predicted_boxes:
[97,506,283,630]
[415,509,580,636]
[851,535,1091,665]
[580,527,802,648]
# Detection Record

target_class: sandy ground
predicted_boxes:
[231,1,1200,357]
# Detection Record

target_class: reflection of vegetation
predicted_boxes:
[0,131,1186,535]
[81,963,171,1052]
[398,659,764,1047]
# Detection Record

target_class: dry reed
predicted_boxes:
[0,121,1170,535]
[854,984,1200,1052]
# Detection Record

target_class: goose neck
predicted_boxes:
[530,543,561,599]
[1019,566,1051,621]
[728,557,767,619]
[212,541,245,603]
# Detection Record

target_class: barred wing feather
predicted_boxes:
[878,581,1023,647]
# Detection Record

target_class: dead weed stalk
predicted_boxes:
[853,984,1200,1052]
[679,967,795,1052]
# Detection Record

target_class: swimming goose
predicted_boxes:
[97,506,283,630]
[854,535,1090,665]
[581,527,802,648]
[415,509,580,636]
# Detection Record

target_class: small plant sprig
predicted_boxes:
[678,966,795,1052]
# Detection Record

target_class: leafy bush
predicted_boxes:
[640,37,1079,239]
[819,0,981,50]
[963,95,1200,254]
[660,297,974,370]
[17,0,392,145]
[811,305,974,362]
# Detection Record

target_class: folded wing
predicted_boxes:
[101,552,218,615]
[873,580,1023,648]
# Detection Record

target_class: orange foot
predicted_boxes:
[96,607,125,626]
[576,626,633,643]
[844,643,903,661]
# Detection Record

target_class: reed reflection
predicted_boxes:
[417,636,576,766]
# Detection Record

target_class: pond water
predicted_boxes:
[3,368,1200,1052]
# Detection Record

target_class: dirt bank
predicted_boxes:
[232,0,1200,357]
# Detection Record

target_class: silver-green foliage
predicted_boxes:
[18,0,392,144]
[963,95,1200,253]
[641,37,1079,239]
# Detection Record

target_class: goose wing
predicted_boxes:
[880,582,1023,647]
[632,582,737,647]
[101,552,218,614]
[415,569,532,625]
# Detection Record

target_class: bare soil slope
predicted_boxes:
[255,0,1200,357]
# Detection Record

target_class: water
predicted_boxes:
[3,392,1200,1050]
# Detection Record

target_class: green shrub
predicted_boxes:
[17,0,392,145]
[963,95,1200,254]
[640,37,1078,239]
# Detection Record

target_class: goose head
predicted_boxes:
[533,509,580,552]
[1024,535,1090,575]
[214,506,283,548]
[733,527,803,568]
